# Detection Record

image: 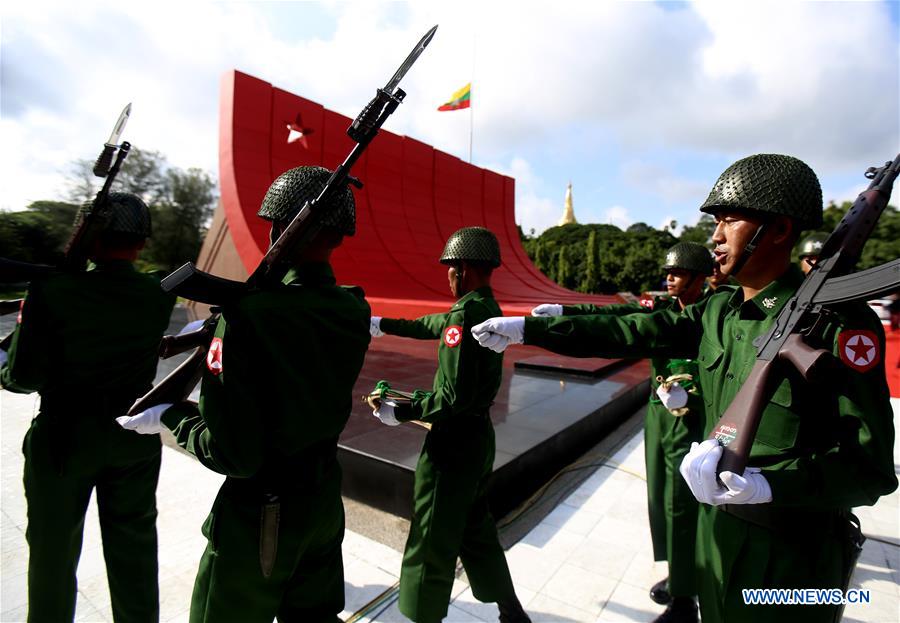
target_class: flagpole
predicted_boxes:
[469,33,476,163]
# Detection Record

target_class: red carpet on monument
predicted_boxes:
[886,326,900,398]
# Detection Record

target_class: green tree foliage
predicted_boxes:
[579,230,598,293]
[804,201,899,270]
[0,202,79,265]
[523,222,675,294]
[557,244,572,289]
[679,214,716,245]
[62,148,217,272]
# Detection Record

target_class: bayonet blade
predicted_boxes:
[106,102,132,146]
[383,25,438,94]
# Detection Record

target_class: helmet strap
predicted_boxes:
[729,222,769,277]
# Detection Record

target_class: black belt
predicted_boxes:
[719,503,842,534]
[229,440,339,496]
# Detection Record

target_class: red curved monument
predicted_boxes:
[215,70,620,316]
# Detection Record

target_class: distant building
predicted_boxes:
[558,182,577,226]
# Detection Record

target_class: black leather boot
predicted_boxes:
[649,577,672,605]
[497,596,532,623]
[651,596,698,623]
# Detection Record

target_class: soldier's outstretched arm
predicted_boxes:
[473,306,702,359]
[379,312,448,340]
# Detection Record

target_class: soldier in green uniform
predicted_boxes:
[118,166,371,623]
[797,232,828,274]
[367,227,531,623]
[530,241,713,623]
[0,193,175,623]
[471,154,897,623]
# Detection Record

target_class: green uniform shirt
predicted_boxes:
[381,286,502,424]
[525,265,897,509]
[162,262,371,478]
[566,296,686,398]
[1,260,175,408]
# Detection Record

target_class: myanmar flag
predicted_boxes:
[437,83,471,111]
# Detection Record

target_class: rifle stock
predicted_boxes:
[158,314,219,359]
[128,347,207,416]
[708,153,900,475]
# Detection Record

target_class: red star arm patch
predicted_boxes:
[639,298,654,310]
[206,337,224,375]
[838,329,880,372]
[442,324,463,348]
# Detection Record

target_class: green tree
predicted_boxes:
[557,244,572,288]
[64,148,217,272]
[679,214,716,245]
[579,230,598,293]
[142,167,216,271]
[0,201,81,265]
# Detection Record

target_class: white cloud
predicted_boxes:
[0,0,896,223]
[603,206,632,229]
[489,156,560,234]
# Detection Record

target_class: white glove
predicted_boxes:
[656,382,688,410]
[116,403,173,435]
[471,317,525,353]
[679,439,723,505]
[0,349,7,367]
[370,316,384,338]
[177,319,207,335]
[531,303,563,317]
[373,399,399,426]
[711,468,772,505]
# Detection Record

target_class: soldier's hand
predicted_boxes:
[116,403,173,435]
[711,468,772,505]
[372,399,400,426]
[0,349,7,367]
[531,304,563,317]
[679,439,722,505]
[370,316,384,338]
[471,317,525,353]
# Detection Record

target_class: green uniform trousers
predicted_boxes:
[696,505,848,623]
[644,400,702,597]
[189,465,345,623]
[399,416,516,623]
[23,413,161,623]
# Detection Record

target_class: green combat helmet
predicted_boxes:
[798,232,828,258]
[440,226,501,268]
[662,241,714,276]
[76,192,152,238]
[257,165,356,236]
[699,154,823,231]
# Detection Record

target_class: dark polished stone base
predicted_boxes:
[339,335,650,518]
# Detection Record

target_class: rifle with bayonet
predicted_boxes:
[127,25,439,415]
[0,103,133,284]
[0,104,133,351]
[710,153,900,475]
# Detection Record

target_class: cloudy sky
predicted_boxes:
[1,1,898,234]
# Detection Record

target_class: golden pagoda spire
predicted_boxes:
[558,181,577,226]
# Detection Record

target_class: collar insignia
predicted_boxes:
[762,297,777,309]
